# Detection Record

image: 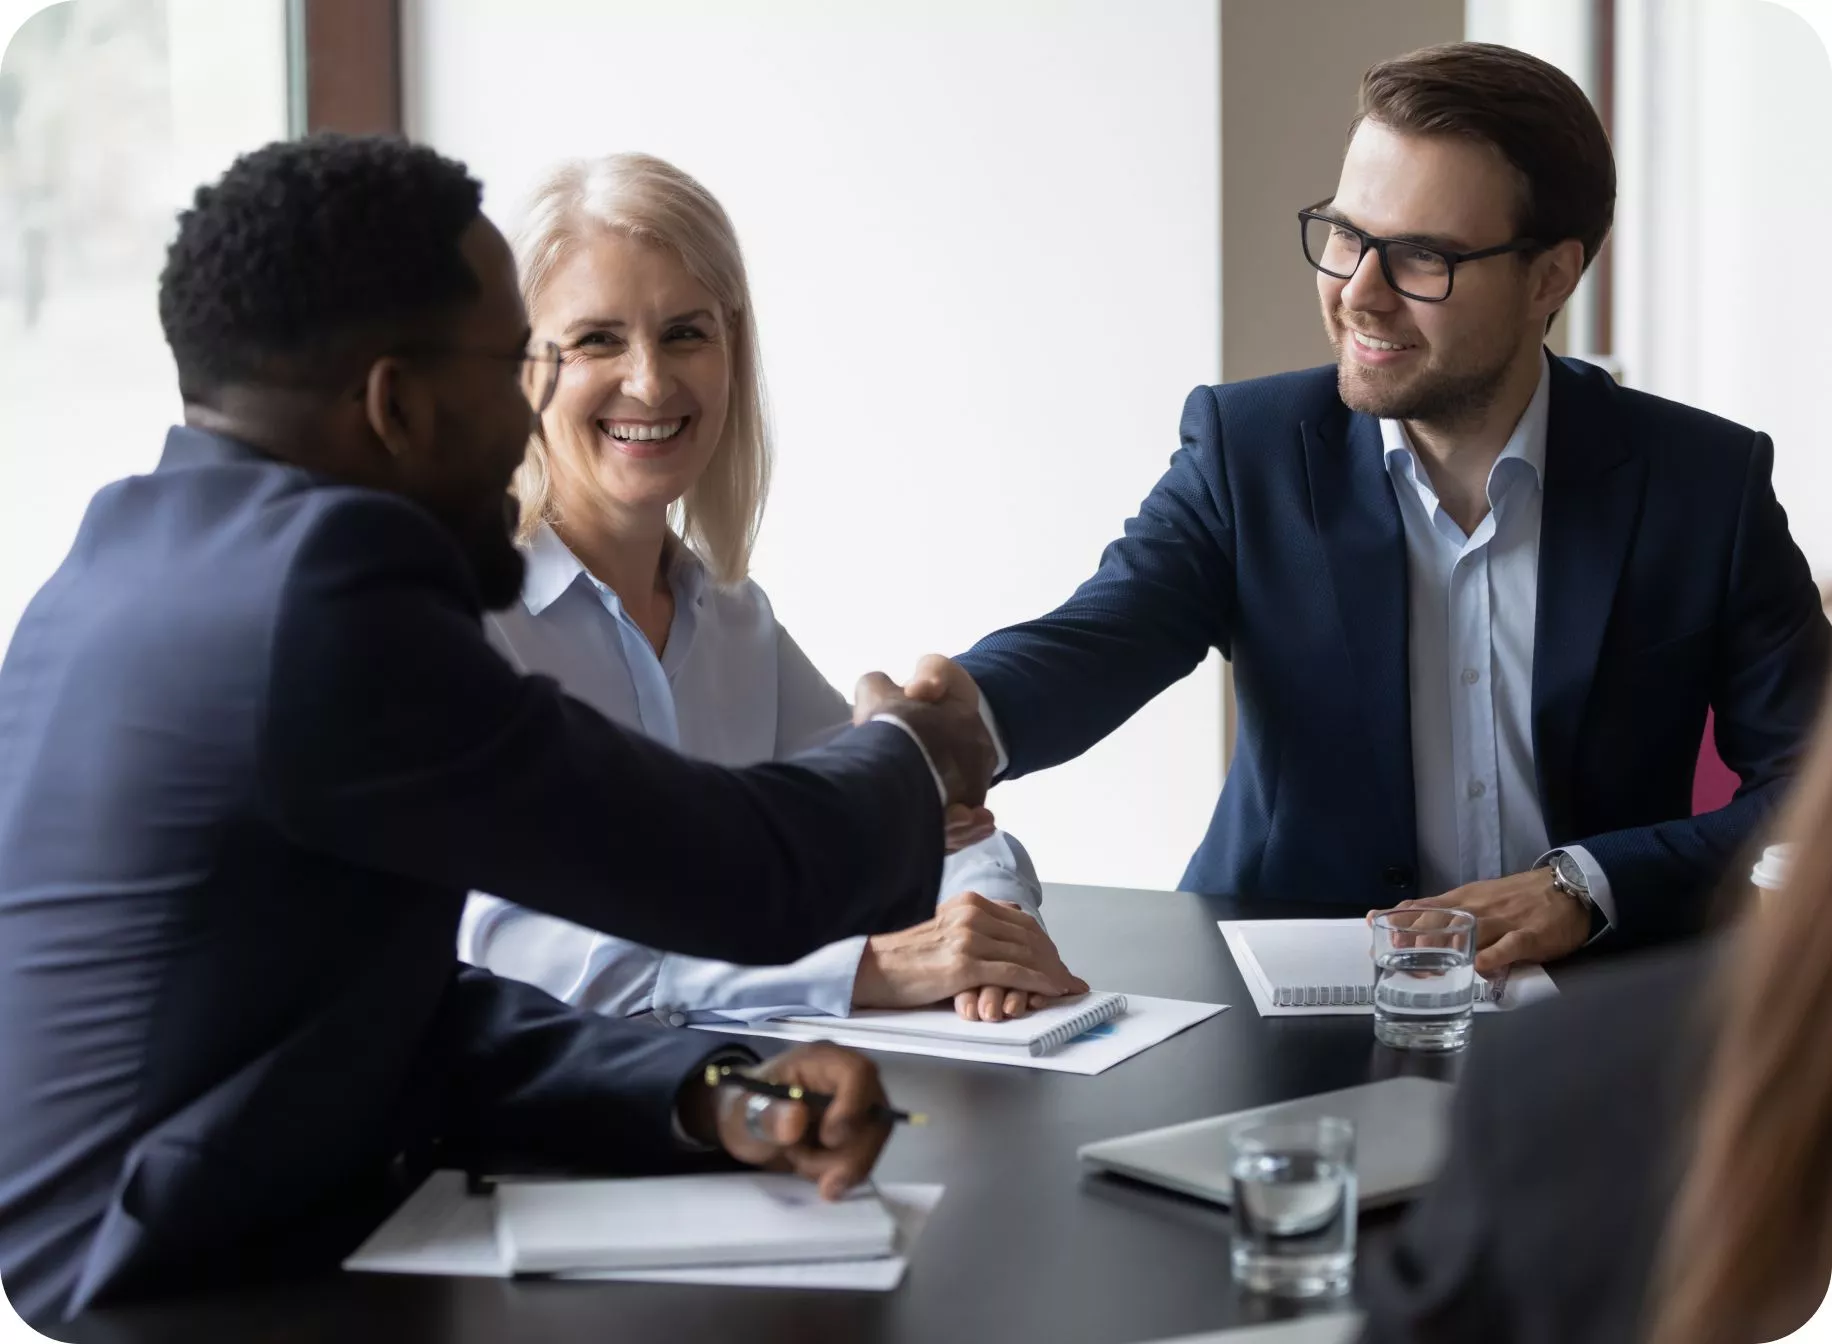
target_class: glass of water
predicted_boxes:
[1371,908,1477,1052]
[1228,1116,1357,1298]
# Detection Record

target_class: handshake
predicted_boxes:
[854,655,1001,850]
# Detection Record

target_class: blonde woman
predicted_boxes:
[461,154,1085,1024]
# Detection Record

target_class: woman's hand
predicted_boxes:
[851,892,1087,1019]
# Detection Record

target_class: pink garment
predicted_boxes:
[1693,708,1740,814]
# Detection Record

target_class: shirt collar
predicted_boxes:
[520,524,588,615]
[1379,349,1551,493]
[519,524,710,616]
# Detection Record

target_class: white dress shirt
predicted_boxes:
[1379,352,1613,923]
[459,525,1042,1025]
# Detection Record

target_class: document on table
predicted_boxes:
[496,1172,896,1273]
[693,993,1227,1075]
[1130,1313,1365,1344]
[344,1170,944,1290]
[1220,919,1558,1018]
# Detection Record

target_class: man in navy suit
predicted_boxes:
[903,42,1829,975]
[0,136,995,1329]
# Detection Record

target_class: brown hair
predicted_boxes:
[1352,41,1616,269]
[1647,695,1832,1344]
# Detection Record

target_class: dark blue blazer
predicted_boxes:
[961,357,1829,936]
[0,429,942,1328]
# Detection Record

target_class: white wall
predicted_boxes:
[407,0,1223,890]
[1614,0,1832,574]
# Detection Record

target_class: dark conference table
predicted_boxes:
[66,885,1491,1344]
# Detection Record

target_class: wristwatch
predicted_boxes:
[1542,850,1607,940]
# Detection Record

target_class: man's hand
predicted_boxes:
[902,654,983,714]
[681,1044,894,1201]
[855,670,995,809]
[852,891,1089,1020]
[1375,869,1589,976]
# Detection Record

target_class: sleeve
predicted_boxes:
[423,964,748,1174]
[1358,1041,1514,1344]
[955,385,1236,780]
[460,892,615,1005]
[771,622,854,758]
[258,496,943,968]
[649,936,870,1024]
[939,831,1045,925]
[1579,432,1831,943]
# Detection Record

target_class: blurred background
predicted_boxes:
[1,0,1824,892]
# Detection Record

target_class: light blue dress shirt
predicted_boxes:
[459,525,1043,1025]
[1379,352,1614,924]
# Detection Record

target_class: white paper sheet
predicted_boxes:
[1219,920,1558,1018]
[1132,1313,1365,1344]
[343,1170,943,1291]
[693,994,1227,1074]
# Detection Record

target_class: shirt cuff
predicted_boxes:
[1541,845,1616,939]
[456,891,514,965]
[940,831,1044,924]
[672,1046,760,1150]
[869,713,947,804]
[650,935,870,1025]
[978,693,1010,778]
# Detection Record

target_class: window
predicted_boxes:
[0,0,287,648]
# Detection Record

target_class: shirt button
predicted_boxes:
[1461,667,1480,685]
[1468,779,1487,799]
[666,1012,687,1028]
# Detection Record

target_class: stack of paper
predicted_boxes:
[346,1171,945,1296]
[697,992,1227,1075]
[495,1172,896,1273]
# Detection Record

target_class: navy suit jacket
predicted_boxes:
[0,429,943,1328]
[961,357,1829,936]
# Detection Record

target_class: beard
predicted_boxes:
[1330,310,1521,427]
[447,490,527,611]
[1337,353,1513,425]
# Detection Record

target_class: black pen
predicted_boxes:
[702,1063,928,1127]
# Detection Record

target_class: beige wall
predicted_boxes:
[1220,0,1465,382]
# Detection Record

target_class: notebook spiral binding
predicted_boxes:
[1028,993,1129,1055]
[1271,980,1498,1009]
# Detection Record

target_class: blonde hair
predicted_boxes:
[510,153,770,585]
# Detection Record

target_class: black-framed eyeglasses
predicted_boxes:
[381,339,563,413]
[1297,198,1544,302]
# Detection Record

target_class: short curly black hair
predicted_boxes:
[158,133,485,401]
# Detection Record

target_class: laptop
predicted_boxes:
[1077,1077,1455,1210]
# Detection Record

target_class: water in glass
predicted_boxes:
[1229,1119,1356,1298]
[1372,910,1476,1052]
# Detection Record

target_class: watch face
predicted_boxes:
[1554,852,1587,895]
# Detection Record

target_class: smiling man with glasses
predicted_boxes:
[893,41,1830,977]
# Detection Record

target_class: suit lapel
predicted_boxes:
[1303,409,1415,845]
[1531,359,1646,840]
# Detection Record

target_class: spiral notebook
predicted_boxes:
[771,991,1130,1058]
[1220,919,1558,1017]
